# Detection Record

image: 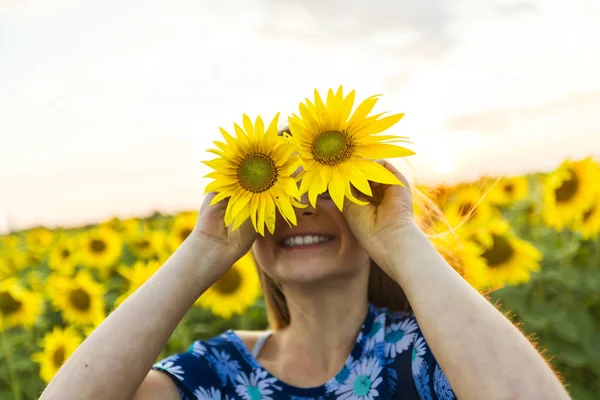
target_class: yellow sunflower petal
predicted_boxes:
[354,113,405,137]
[276,194,297,226]
[341,163,372,196]
[328,167,346,210]
[345,184,369,206]
[353,159,403,185]
[355,143,415,159]
[265,193,277,234]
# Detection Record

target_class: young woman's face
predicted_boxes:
[252,192,371,285]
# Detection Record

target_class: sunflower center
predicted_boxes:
[459,202,476,218]
[312,131,353,165]
[0,292,22,316]
[554,170,579,203]
[69,288,91,311]
[61,249,71,259]
[503,183,514,194]
[214,267,242,295]
[237,154,278,193]
[482,234,514,267]
[90,239,107,253]
[179,228,192,242]
[135,240,151,249]
[53,346,66,368]
[583,205,595,222]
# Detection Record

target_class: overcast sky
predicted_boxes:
[1,0,599,232]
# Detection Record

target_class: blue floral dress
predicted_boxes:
[153,304,456,399]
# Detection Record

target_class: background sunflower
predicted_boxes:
[473,220,542,289]
[489,176,529,206]
[32,326,83,384]
[195,252,261,319]
[47,272,106,327]
[48,236,78,276]
[543,158,600,230]
[0,278,43,330]
[115,260,161,307]
[78,228,123,278]
[167,212,197,252]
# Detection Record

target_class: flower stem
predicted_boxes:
[0,327,22,400]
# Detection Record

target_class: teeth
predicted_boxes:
[282,235,332,247]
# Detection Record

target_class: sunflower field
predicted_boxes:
[1,157,600,399]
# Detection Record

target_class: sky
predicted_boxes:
[1,0,599,232]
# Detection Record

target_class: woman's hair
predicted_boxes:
[255,127,456,330]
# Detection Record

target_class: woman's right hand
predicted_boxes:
[191,192,257,269]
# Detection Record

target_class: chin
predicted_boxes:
[272,258,368,286]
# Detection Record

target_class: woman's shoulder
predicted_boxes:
[152,330,267,399]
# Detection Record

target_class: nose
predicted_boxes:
[298,192,316,217]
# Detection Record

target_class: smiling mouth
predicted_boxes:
[279,235,336,249]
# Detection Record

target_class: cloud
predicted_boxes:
[493,1,539,15]
[257,0,457,57]
[0,0,80,20]
[443,91,600,134]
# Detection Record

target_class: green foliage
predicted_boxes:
[490,217,600,399]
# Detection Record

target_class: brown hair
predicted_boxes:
[254,127,457,330]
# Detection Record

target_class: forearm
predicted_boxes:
[40,235,225,400]
[387,224,570,400]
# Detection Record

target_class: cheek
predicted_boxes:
[251,238,274,273]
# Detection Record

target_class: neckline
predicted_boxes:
[226,303,378,395]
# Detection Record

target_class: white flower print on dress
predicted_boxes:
[193,386,224,400]
[335,357,383,400]
[411,336,428,376]
[384,318,418,359]
[324,355,358,393]
[434,364,455,399]
[154,357,185,381]
[362,314,386,353]
[206,348,242,386]
[235,369,280,400]
[190,341,207,358]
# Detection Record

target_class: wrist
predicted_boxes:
[378,222,430,280]
[169,234,235,289]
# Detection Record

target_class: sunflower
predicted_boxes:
[167,212,198,251]
[0,277,43,330]
[543,158,600,230]
[104,217,148,237]
[115,260,161,307]
[571,194,600,240]
[48,236,79,276]
[32,325,83,383]
[429,227,490,290]
[473,220,541,289]
[47,271,106,327]
[195,252,261,319]
[126,231,167,260]
[203,114,302,235]
[78,227,123,277]
[25,227,55,256]
[446,185,496,228]
[488,175,529,206]
[288,86,414,210]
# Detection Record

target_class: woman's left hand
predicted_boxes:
[342,160,418,276]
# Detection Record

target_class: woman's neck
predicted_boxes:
[274,274,370,375]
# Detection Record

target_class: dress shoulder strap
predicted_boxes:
[251,331,272,358]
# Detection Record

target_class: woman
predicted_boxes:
[40,161,570,400]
